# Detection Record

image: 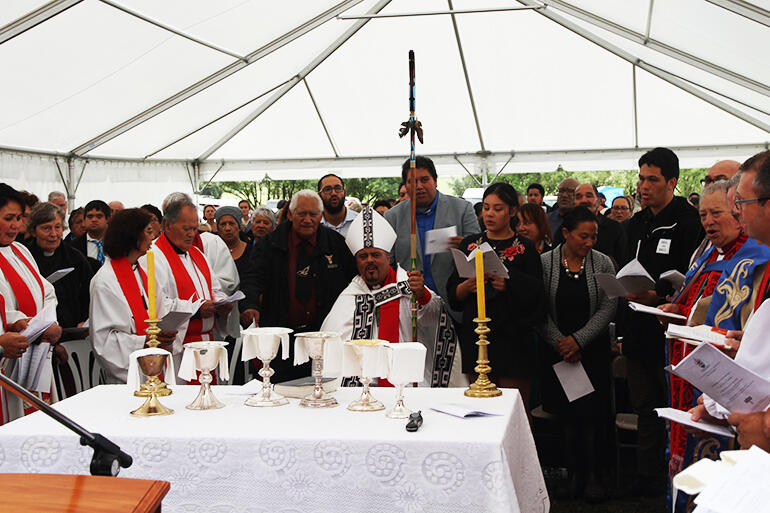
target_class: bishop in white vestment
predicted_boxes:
[321,206,458,386]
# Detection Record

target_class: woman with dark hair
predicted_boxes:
[447,182,544,410]
[25,202,93,329]
[538,206,616,502]
[66,207,85,242]
[518,202,553,253]
[140,204,163,239]
[215,206,251,277]
[89,208,177,383]
[0,184,61,423]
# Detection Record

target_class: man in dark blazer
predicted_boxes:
[67,199,110,275]
[384,156,480,321]
[240,190,356,382]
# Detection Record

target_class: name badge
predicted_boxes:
[656,238,671,255]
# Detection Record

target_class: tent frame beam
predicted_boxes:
[304,78,339,157]
[705,0,770,28]
[448,0,486,152]
[517,0,770,134]
[196,0,392,161]
[337,5,541,19]
[97,0,245,61]
[70,0,366,156]
[542,0,770,96]
[0,0,83,46]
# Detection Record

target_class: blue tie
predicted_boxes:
[91,239,104,265]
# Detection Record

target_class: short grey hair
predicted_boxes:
[702,179,732,198]
[48,191,65,201]
[250,206,276,226]
[27,202,65,235]
[289,190,322,213]
[162,192,196,224]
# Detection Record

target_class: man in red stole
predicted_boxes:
[147,194,231,381]
[321,206,451,386]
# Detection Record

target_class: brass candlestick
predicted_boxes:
[464,317,502,398]
[134,318,172,398]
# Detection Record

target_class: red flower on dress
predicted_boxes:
[467,242,478,253]
[502,244,525,261]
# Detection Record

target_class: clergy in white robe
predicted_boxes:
[89,208,181,384]
[200,231,240,339]
[320,206,458,387]
[0,183,60,423]
[147,194,230,380]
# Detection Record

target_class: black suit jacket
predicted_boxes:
[66,234,102,275]
[240,222,357,381]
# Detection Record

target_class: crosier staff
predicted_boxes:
[398,50,424,341]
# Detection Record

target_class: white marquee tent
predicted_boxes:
[0,0,768,207]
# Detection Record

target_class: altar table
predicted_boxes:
[0,385,549,513]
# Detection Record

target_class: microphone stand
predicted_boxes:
[0,347,132,476]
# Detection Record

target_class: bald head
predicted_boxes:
[703,160,740,187]
[556,178,579,212]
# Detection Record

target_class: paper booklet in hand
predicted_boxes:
[45,267,74,284]
[213,290,245,306]
[628,301,687,321]
[159,298,204,331]
[450,242,509,279]
[424,226,457,255]
[654,407,735,438]
[595,258,655,297]
[667,342,770,414]
[666,324,727,347]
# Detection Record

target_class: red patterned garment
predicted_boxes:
[669,233,746,467]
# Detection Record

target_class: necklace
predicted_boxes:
[562,252,585,280]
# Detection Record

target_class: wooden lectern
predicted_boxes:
[0,474,170,513]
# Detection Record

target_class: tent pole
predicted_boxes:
[632,64,639,148]
[448,0,486,153]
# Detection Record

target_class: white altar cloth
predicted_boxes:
[0,386,549,513]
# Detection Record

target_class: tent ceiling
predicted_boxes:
[0,0,768,183]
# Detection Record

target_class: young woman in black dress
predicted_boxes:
[447,183,544,412]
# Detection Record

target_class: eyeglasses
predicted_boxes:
[320,185,343,194]
[733,197,770,209]
[611,206,630,211]
[701,175,729,186]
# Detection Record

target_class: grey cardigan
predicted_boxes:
[539,245,617,350]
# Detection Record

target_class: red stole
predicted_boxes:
[0,294,6,331]
[111,258,149,336]
[154,234,213,343]
[377,268,401,387]
[0,245,45,316]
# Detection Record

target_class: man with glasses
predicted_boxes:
[689,161,741,265]
[547,177,578,235]
[700,160,740,188]
[318,173,358,237]
[689,151,770,457]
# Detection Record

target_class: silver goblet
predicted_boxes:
[295,331,340,408]
[345,340,386,412]
[185,341,228,410]
[242,327,293,407]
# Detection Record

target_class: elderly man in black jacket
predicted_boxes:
[240,190,356,382]
[622,147,704,497]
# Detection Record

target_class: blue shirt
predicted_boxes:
[416,192,440,292]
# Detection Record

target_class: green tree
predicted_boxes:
[449,167,708,198]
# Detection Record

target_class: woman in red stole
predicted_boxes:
[0,183,61,421]
[90,209,177,384]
